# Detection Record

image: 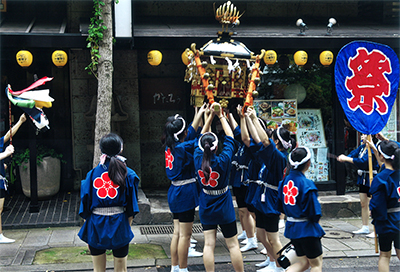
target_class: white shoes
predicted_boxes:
[240,238,248,244]
[256,257,270,267]
[353,225,369,234]
[257,262,285,272]
[366,231,375,238]
[188,247,203,257]
[279,219,285,229]
[240,237,258,252]
[0,233,15,244]
[260,247,267,255]
[190,238,197,243]
[237,230,247,240]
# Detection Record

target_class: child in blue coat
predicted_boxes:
[277,147,325,272]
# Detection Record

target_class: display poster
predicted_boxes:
[380,101,397,141]
[297,109,329,182]
[253,99,297,134]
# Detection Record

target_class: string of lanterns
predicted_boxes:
[16,50,68,68]
[147,49,334,67]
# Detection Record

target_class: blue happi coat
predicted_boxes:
[78,162,140,250]
[254,141,288,216]
[277,170,325,239]
[165,126,200,213]
[369,167,400,235]
[348,144,379,187]
[194,135,236,225]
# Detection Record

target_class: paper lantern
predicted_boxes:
[147,50,162,66]
[52,50,68,67]
[319,50,334,66]
[181,49,194,65]
[294,50,308,66]
[16,50,33,67]
[263,50,277,66]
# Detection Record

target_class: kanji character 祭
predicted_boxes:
[346,48,392,115]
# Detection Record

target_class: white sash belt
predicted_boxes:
[387,207,400,213]
[203,186,229,196]
[92,206,125,216]
[171,178,197,186]
[286,217,308,222]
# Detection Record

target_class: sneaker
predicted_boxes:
[240,238,248,245]
[366,231,375,238]
[171,265,180,272]
[0,233,15,244]
[240,237,258,252]
[188,247,203,257]
[190,238,197,244]
[260,247,267,255]
[237,231,247,240]
[256,257,271,267]
[353,226,369,234]
[190,243,196,248]
[257,262,281,272]
[279,219,285,229]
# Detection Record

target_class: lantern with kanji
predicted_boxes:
[16,50,33,67]
[294,50,308,66]
[147,50,162,66]
[263,50,277,66]
[320,50,334,66]
[52,50,68,67]
[184,1,265,110]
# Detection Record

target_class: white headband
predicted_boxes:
[173,114,186,141]
[198,132,218,152]
[378,145,395,160]
[289,147,311,169]
[258,118,267,132]
[277,126,292,150]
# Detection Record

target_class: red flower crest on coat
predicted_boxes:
[198,168,220,187]
[93,172,119,199]
[165,148,174,170]
[397,186,400,201]
[283,180,299,206]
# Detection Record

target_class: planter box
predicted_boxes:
[19,156,61,199]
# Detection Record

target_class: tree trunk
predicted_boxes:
[93,0,113,168]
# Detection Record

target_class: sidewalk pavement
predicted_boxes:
[1,218,397,272]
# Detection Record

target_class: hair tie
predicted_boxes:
[100,154,108,165]
[198,132,218,152]
[277,126,292,150]
[378,145,394,160]
[173,114,186,141]
[289,147,311,169]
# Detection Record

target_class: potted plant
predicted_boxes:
[12,145,65,199]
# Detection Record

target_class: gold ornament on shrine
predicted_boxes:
[16,50,33,68]
[184,1,265,113]
[319,50,334,66]
[294,50,308,66]
[52,50,68,67]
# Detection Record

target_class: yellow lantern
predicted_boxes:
[16,50,33,67]
[52,50,68,67]
[263,50,277,66]
[147,50,162,66]
[319,50,334,66]
[181,48,194,66]
[294,50,308,66]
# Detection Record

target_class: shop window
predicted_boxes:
[255,53,333,183]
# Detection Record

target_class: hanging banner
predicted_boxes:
[335,41,399,135]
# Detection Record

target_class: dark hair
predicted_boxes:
[290,147,310,172]
[272,127,296,151]
[378,140,400,170]
[161,115,187,150]
[99,133,127,190]
[200,133,217,183]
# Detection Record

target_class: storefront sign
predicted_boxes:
[254,99,297,133]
